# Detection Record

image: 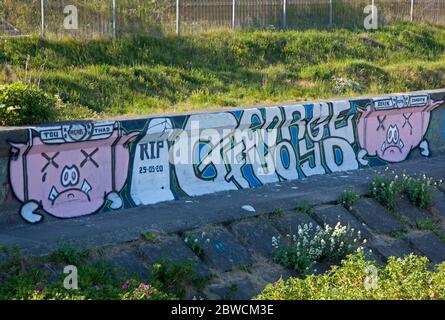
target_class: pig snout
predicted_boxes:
[386,125,400,145]
[61,166,80,187]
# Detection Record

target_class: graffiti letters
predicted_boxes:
[5,93,444,224]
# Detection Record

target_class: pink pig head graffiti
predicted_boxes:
[357,95,443,163]
[9,123,138,223]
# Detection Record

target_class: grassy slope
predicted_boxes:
[1,22,445,120]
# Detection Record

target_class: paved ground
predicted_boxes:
[1,155,445,299]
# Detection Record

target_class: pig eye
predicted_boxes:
[41,152,60,173]
[377,115,387,131]
[403,113,413,135]
[80,148,99,168]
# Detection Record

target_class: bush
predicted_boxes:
[0,82,57,126]
[272,222,365,274]
[369,173,442,211]
[0,245,177,300]
[369,176,401,212]
[256,253,445,300]
[400,174,439,210]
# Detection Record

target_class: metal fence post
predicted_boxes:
[40,0,45,37]
[283,0,287,29]
[112,0,116,38]
[329,0,333,28]
[410,0,414,22]
[232,0,236,29]
[176,0,180,35]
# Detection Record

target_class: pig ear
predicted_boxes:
[425,99,444,112]
[120,132,140,148]
[8,142,26,160]
[356,103,372,121]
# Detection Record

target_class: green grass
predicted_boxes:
[1,22,445,122]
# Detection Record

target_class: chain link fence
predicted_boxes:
[1,0,445,38]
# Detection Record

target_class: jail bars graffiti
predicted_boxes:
[6,93,444,223]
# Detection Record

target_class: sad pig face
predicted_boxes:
[9,130,138,223]
[357,99,442,163]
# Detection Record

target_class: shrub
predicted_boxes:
[370,173,442,211]
[272,222,365,274]
[149,259,207,299]
[256,253,445,300]
[120,282,177,300]
[400,174,439,210]
[183,236,204,257]
[0,245,177,300]
[0,82,57,126]
[48,243,90,266]
[369,175,401,212]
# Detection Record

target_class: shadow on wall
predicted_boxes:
[2,92,444,224]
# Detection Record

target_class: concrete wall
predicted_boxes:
[1,90,444,225]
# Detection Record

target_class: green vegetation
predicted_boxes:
[271,208,285,216]
[0,82,57,126]
[183,236,204,257]
[296,203,315,216]
[1,23,445,125]
[256,253,445,300]
[369,175,400,212]
[48,243,91,266]
[338,191,360,210]
[0,244,211,300]
[150,258,208,299]
[141,231,158,243]
[416,218,445,242]
[370,173,441,212]
[272,222,364,274]
[400,174,438,210]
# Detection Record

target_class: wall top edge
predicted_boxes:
[1,88,445,133]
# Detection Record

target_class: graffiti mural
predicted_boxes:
[174,101,360,196]
[130,118,175,205]
[8,122,138,223]
[357,94,443,163]
[3,93,444,224]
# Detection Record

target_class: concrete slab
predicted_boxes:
[371,238,414,262]
[256,266,296,284]
[273,212,319,236]
[313,204,373,240]
[431,188,445,219]
[230,218,281,259]
[104,250,150,280]
[207,279,260,300]
[0,251,7,265]
[351,198,405,234]
[138,236,211,279]
[185,228,254,272]
[395,197,431,227]
[1,156,445,257]
[406,232,445,264]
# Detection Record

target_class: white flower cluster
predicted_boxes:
[272,222,365,274]
[332,77,363,94]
